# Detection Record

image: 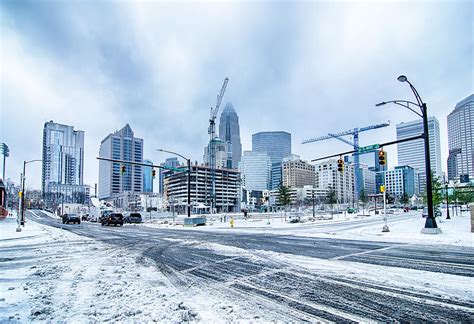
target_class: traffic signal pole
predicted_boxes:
[311,134,424,163]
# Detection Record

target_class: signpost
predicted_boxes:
[358,144,380,153]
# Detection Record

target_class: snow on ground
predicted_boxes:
[287,210,473,247]
[144,209,473,247]
[0,215,282,322]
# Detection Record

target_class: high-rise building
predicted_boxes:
[98,124,143,200]
[396,117,442,193]
[218,102,242,169]
[270,162,282,190]
[383,166,415,198]
[143,159,154,193]
[315,159,355,204]
[239,151,271,191]
[203,138,228,169]
[282,157,315,188]
[447,94,474,182]
[360,163,376,195]
[159,157,180,194]
[252,131,291,164]
[42,121,87,206]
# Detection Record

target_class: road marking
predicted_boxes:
[331,244,409,260]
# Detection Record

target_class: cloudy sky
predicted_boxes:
[1,0,472,190]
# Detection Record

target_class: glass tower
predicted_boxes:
[143,159,153,193]
[252,131,291,165]
[396,117,441,194]
[447,94,473,182]
[218,102,242,169]
[239,151,271,191]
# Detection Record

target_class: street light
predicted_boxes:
[19,159,42,229]
[376,75,440,233]
[157,149,191,218]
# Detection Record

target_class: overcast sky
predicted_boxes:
[1,0,472,190]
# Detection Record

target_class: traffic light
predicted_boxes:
[152,169,156,179]
[378,150,386,166]
[121,165,126,175]
[337,159,344,172]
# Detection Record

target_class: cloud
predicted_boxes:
[0,0,472,190]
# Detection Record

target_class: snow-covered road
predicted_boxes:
[1,210,473,322]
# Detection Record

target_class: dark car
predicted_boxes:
[62,213,81,224]
[124,212,142,224]
[101,213,124,226]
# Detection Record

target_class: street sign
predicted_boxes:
[358,144,380,153]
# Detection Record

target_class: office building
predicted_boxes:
[42,121,87,206]
[396,117,442,193]
[203,137,228,169]
[315,159,355,204]
[159,157,179,194]
[360,163,376,195]
[282,158,315,188]
[163,164,240,213]
[239,151,272,191]
[271,162,282,190]
[143,159,154,193]
[447,94,473,182]
[98,124,143,200]
[218,102,242,169]
[383,166,415,198]
[252,131,291,164]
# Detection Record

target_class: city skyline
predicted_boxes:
[1,1,472,190]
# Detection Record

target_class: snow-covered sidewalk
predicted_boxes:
[289,210,473,247]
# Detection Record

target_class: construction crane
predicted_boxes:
[208,77,229,212]
[302,122,390,203]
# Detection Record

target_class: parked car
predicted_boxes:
[101,213,124,226]
[422,207,442,218]
[62,213,81,224]
[124,212,142,224]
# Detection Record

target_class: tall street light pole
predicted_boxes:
[21,159,42,226]
[376,75,440,233]
[157,149,191,218]
[1,143,9,181]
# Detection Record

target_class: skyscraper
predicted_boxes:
[99,124,143,200]
[447,94,473,182]
[218,102,242,169]
[42,121,87,206]
[239,151,271,191]
[252,131,291,164]
[143,159,154,193]
[396,117,442,193]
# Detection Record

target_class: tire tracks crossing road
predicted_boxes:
[28,211,474,322]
